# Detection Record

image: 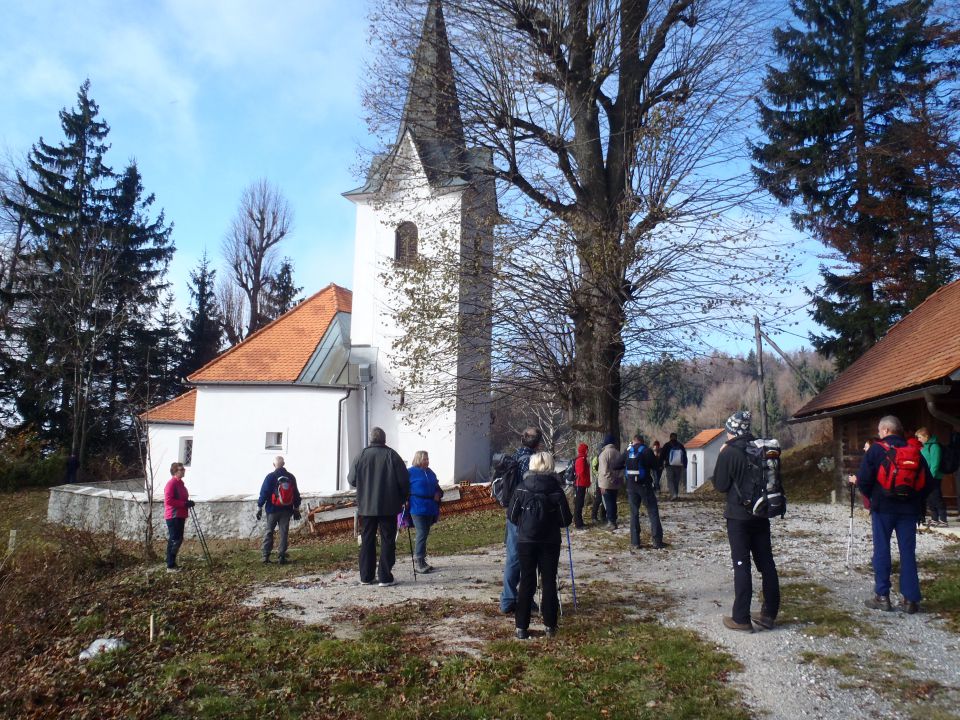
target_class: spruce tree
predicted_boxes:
[181,252,223,378]
[753,0,956,369]
[262,258,303,321]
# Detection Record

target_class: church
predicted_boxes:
[142,0,494,501]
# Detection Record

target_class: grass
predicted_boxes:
[779,441,835,502]
[0,489,750,720]
[778,581,881,638]
[920,543,960,633]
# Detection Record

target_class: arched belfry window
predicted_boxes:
[395,222,418,265]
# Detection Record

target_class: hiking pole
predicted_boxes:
[565,524,578,611]
[190,506,213,567]
[845,482,854,573]
[406,524,418,582]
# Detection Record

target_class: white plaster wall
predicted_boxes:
[187,385,353,499]
[146,423,193,491]
[687,439,726,491]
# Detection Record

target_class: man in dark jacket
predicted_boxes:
[500,426,542,613]
[713,410,779,632]
[256,456,301,564]
[623,434,664,550]
[660,433,687,500]
[348,427,410,586]
[849,415,932,614]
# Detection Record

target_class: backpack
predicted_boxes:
[625,445,649,483]
[271,472,295,507]
[735,439,786,519]
[668,447,684,467]
[491,453,521,508]
[508,486,573,538]
[562,461,576,488]
[876,441,925,498]
[939,432,960,475]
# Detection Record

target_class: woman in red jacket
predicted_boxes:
[573,443,591,529]
[164,462,194,572]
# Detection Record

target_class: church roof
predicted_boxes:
[793,278,960,420]
[346,0,469,196]
[188,283,352,384]
[141,389,196,425]
[685,429,725,449]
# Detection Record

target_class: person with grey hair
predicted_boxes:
[407,450,442,573]
[500,425,543,614]
[348,427,410,586]
[508,451,571,640]
[713,410,780,632]
[256,456,301,565]
[849,415,931,614]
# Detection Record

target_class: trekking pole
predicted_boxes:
[845,483,854,573]
[406,524,418,582]
[190,506,213,567]
[565,524,578,611]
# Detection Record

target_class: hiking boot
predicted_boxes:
[278,555,288,565]
[360,579,374,586]
[864,594,892,611]
[414,559,434,573]
[899,599,920,614]
[378,579,396,587]
[165,566,181,573]
[262,557,272,564]
[544,626,558,638]
[606,522,618,531]
[515,628,529,640]
[750,613,775,630]
[652,541,666,550]
[722,616,753,632]
[500,604,516,615]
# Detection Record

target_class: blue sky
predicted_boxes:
[0,0,373,307]
[0,0,822,353]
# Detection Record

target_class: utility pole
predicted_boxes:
[754,316,769,439]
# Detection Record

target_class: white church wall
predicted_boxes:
[187,385,351,499]
[145,423,193,491]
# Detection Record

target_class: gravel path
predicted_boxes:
[247,500,960,719]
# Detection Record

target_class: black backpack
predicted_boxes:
[491,454,521,508]
[508,486,573,538]
[561,461,576,488]
[736,439,786,519]
[939,432,960,475]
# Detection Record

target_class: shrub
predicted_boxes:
[0,429,67,492]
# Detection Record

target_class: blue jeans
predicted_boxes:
[166,517,185,568]
[871,511,921,602]
[412,514,434,559]
[500,519,520,611]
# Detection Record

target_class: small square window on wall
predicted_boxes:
[265,432,284,450]
[179,437,193,466]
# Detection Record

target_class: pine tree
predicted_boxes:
[752,0,957,369]
[262,258,303,321]
[181,252,223,379]
[148,291,184,405]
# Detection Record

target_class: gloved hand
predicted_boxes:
[256,508,262,521]
[293,510,301,521]
[186,500,195,509]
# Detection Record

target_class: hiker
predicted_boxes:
[597,434,624,530]
[916,427,947,527]
[623,434,665,550]
[849,415,932,614]
[713,410,780,632]
[650,440,663,492]
[660,432,687,500]
[256,456,302,565]
[572,442,591,529]
[164,462,194,573]
[589,451,605,524]
[407,450,442,573]
[500,426,543,614]
[348,427,409,587]
[510,451,571,640]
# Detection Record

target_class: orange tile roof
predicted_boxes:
[141,389,196,424]
[685,428,725,449]
[794,279,960,419]
[189,284,352,384]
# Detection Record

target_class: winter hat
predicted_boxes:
[602,433,616,447]
[724,410,752,437]
[577,443,588,456]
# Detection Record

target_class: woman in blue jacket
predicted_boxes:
[408,450,441,573]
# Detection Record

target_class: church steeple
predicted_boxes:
[393,0,469,190]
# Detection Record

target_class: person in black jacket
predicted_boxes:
[660,433,687,500]
[712,411,779,632]
[348,427,410,587]
[256,456,301,565]
[510,451,571,640]
[622,434,664,549]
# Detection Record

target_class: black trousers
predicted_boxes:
[359,514,397,584]
[573,486,587,528]
[627,484,663,546]
[591,488,606,522]
[516,541,562,631]
[927,479,947,523]
[726,516,780,624]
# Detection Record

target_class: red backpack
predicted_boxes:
[271,473,295,507]
[876,441,925,498]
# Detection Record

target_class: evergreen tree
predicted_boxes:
[262,257,303,321]
[149,291,183,404]
[181,252,223,378]
[752,0,957,369]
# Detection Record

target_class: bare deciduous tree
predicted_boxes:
[221,179,293,342]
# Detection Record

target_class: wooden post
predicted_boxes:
[754,316,769,438]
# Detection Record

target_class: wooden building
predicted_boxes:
[791,280,960,510]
